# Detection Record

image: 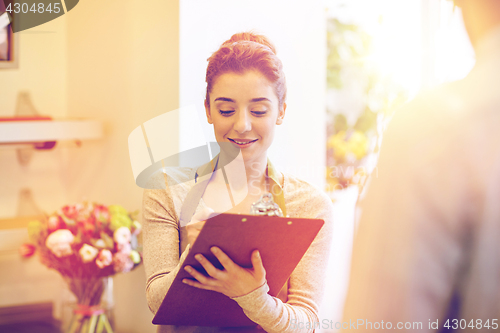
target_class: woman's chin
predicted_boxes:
[217,141,267,166]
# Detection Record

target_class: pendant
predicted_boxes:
[250,193,283,217]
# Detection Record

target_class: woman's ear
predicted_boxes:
[205,100,213,124]
[276,102,286,125]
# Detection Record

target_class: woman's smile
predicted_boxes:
[228,137,258,147]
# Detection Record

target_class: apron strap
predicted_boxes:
[179,177,211,227]
[267,159,287,217]
[179,156,287,224]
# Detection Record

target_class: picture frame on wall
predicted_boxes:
[0,11,18,69]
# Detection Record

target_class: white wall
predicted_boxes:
[0,16,68,218]
[179,0,327,188]
[0,14,70,326]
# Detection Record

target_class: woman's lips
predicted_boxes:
[228,138,258,147]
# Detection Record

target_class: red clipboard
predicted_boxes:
[152,213,324,327]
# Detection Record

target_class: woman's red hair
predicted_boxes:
[205,32,287,109]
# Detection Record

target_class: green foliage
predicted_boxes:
[326,15,409,193]
[327,18,373,90]
[333,114,348,133]
[353,108,377,133]
[28,220,46,246]
[327,17,408,136]
[108,205,128,216]
[109,204,133,231]
[110,214,132,231]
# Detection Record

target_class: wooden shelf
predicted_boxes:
[0,119,103,144]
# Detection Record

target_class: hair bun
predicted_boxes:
[223,32,277,54]
[206,31,286,109]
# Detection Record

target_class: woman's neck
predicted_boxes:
[215,152,268,192]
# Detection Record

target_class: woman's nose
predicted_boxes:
[233,110,251,133]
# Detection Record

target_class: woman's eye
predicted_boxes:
[252,110,267,116]
[219,110,234,116]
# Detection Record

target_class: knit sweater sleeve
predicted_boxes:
[142,184,191,314]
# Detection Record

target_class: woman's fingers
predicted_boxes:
[184,265,212,285]
[182,276,215,291]
[194,254,223,279]
[183,249,267,298]
[251,250,266,279]
[210,247,238,271]
[183,257,226,292]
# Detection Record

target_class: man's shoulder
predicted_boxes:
[391,64,499,136]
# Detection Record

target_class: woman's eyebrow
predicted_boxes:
[213,97,271,103]
[214,97,234,102]
[250,97,271,103]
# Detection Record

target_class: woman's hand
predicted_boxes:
[182,247,266,298]
[186,207,215,246]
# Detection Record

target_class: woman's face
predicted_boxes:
[205,70,286,165]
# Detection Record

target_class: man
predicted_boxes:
[342,0,500,332]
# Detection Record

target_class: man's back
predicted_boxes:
[342,25,500,332]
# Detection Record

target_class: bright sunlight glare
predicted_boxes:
[325,0,475,98]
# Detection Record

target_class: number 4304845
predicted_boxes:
[5,2,61,14]
[444,319,498,330]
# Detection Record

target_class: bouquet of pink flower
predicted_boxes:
[20,202,141,333]
[22,202,141,278]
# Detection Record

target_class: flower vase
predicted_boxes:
[64,276,114,333]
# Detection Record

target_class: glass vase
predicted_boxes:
[63,276,114,333]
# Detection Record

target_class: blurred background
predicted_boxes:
[0,0,474,332]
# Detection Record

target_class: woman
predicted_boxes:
[143,32,334,333]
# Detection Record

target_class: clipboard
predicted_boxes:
[152,213,324,327]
